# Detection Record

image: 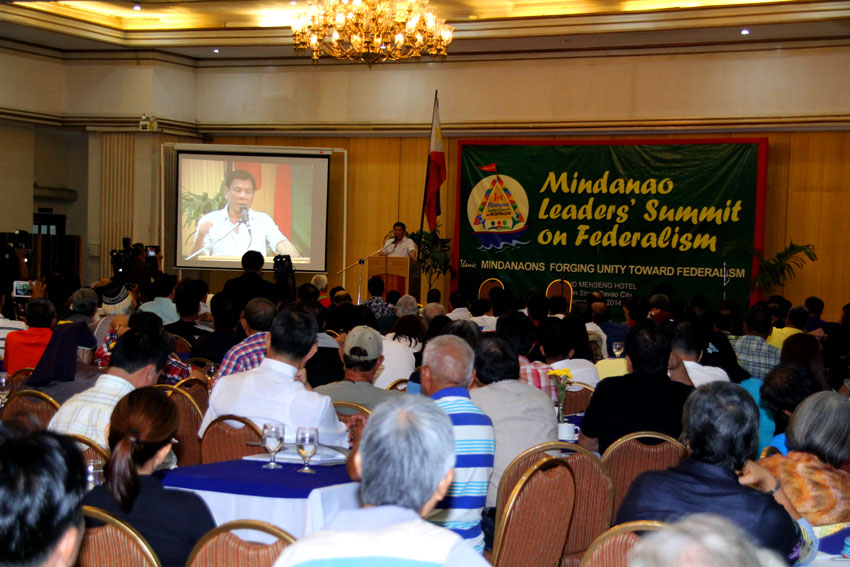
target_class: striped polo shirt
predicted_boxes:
[430,387,495,553]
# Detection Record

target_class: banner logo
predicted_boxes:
[467,171,530,251]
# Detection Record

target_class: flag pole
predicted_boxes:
[418,90,439,243]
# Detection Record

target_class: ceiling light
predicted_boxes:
[133,4,141,11]
[740,29,750,35]
[213,48,220,53]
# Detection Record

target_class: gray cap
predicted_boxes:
[344,325,383,361]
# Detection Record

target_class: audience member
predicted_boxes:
[312,274,331,307]
[447,290,471,321]
[49,328,171,450]
[386,289,401,307]
[804,296,826,332]
[190,292,242,363]
[163,282,212,345]
[617,382,816,566]
[92,283,136,345]
[768,305,809,349]
[760,363,823,454]
[423,302,447,327]
[732,306,781,380]
[0,428,87,567]
[395,294,419,317]
[3,298,56,374]
[221,250,278,310]
[199,310,348,446]
[275,396,489,567]
[670,320,730,387]
[64,288,99,326]
[579,322,694,454]
[298,283,321,303]
[84,387,215,566]
[548,295,568,318]
[363,276,394,319]
[316,326,400,411]
[443,319,483,349]
[299,300,344,389]
[470,299,497,332]
[593,301,629,357]
[217,297,276,378]
[374,322,416,389]
[649,293,673,325]
[623,295,650,328]
[760,392,850,526]
[421,335,494,553]
[469,336,556,512]
[780,333,827,389]
[497,311,536,381]
[426,288,442,304]
[0,288,26,360]
[138,274,179,324]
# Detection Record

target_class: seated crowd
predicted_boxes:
[2,248,850,566]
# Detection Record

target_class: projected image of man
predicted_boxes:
[191,170,300,258]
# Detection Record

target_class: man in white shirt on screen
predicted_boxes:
[378,221,417,261]
[191,169,300,258]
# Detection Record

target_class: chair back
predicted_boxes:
[186,357,216,372]
[10,367,35,393]
[562,382,595,415]
[173,335,192,354]
[332,401,371,426]
[0,389,60,429]
[155,385,204,466]
[174,377,210,414]
[601,431,689,517]
[386,378,408,391]
[78,505,162,567]
[491,457,576,567]
[187,520,295,567]
[546,279,574,311]
[67,433,111,462]
[578,520,666,567]
[478,277,505,300]
[497,441,613,567]
[201,415,265,464]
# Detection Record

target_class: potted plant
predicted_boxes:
[409,226,454,292]
[752,241,817,295]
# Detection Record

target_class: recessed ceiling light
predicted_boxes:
[290,1,297,4]
[133,4,141,10]
[213,48,220,53]
[740,29,750,35]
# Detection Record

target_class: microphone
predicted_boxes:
[239,206,250,227]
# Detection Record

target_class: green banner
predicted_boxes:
[455,140,766,311]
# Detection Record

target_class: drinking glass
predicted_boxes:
[612,342,625,358]
[262,422,284,470]
[0,373,11,409]
[296,427,319,474]
[85,459,104,491]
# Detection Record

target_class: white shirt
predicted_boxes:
[199,358,348,447]
[550,358,601,388]
[447,307,471,321]
[199,207,292,257]
[382,237,417,258]
[681,360,730,388]
[471,315,497,332]
[373,338,415,389]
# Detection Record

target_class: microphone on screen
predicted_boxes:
[240,206,250,227]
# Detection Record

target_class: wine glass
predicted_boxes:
[612,342,625,358]
[296,427,319,474]
[0,373,11,409]
[262,422,284,470]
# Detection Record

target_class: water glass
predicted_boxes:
[296,427,319,474]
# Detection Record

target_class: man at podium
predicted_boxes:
[379,222,418,261]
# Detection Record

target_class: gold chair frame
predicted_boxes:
[81,505,162,567]
[578,520,666,567]
[186,519,296,567]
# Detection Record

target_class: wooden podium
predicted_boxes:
[366,256,421,302]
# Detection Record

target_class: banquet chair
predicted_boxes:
[478,277,504,300]
[578,520,666,567]
[332,401,371,427]
[67,433,110,462]
[496,441,614,567]
[387,378,408,391]
[155,385,204,466]
[10,367,35,393]
[545,279,574,312]
[201,415,265,464]
[491,456,576,567]
[78,505,162,567]
[187,520,296,567]
[0,389,60,429]
[174,377,210,414]
[186,357,216,373]
[173,335,193,354]
[561,382,595,416]
[600,431,689,517]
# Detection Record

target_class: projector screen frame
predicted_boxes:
[172,143,333,273]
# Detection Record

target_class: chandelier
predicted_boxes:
[291,0,454,65]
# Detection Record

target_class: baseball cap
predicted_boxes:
[344,325,383,362]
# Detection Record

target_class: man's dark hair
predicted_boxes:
[386,290,401,306]
[623,295,650,322]
[624,321,671,374]
[70,288,99,317]
[760,362,823,430]
[442,320,482,349]
[393,221,406,231]
[590,301,611,323]
[474,335,519,385]
[128,311,163,333]
[269,309,318,360]
[110,328,170,374]
[295,299,326,331]
[244,297,276,332]
[470,298,491,318]
[426,288,441,304]
[297,283,320,302]
[173,286,200,318]
[367,276,385,297]
[804,296,824,316]
[24,298,56,328]
[152,274,178,298]
[670,321,706,359]
[226,169,257,191]
[0,428,87,567]
[541,321,572,361]
[787,306,810,330]
[682,382,759,471]
[548,295,568,316]
[343,350,381,372]
[210,293,240,331]
[745,306,773,337]
[241,250,265,272]
[496,311,536,357]
[526,294,549,322]
[449,290,467,310]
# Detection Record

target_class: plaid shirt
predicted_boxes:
[519,358,558,404]
[218,332,268,378]
[49,373,134,449]
[731,334,781,380]
[94,330,189,386]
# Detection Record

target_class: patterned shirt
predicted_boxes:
[731,334,781,380]
[94,330,188,386]
[49,373,135,449]
[363,296,396,319]
[217,332,268,379]
[520,360,558,404]
[430,387,495,553]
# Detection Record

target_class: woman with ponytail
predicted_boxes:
[83,387,215,567]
